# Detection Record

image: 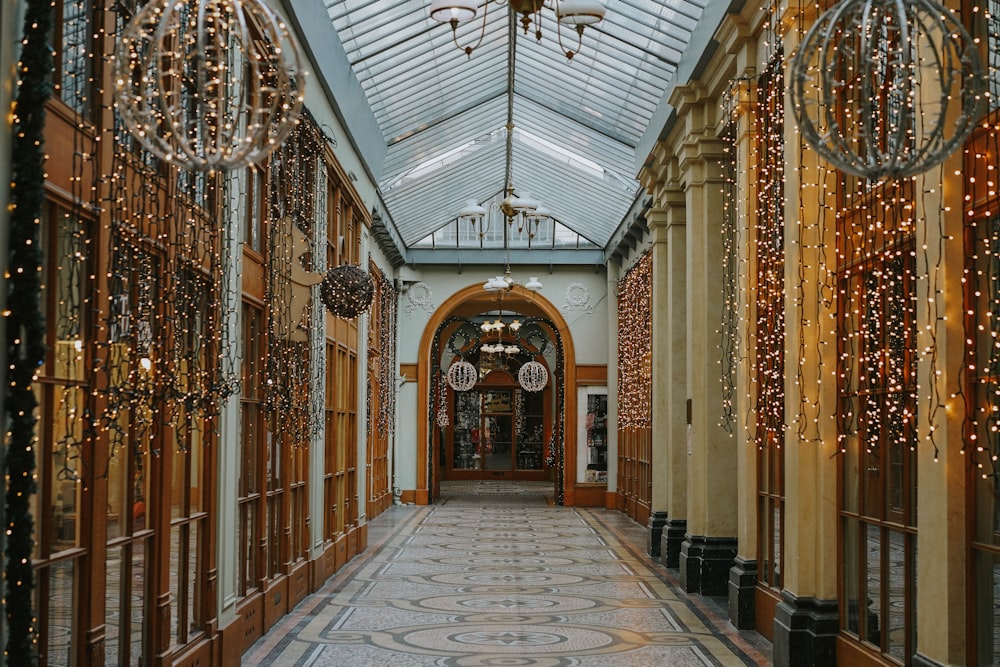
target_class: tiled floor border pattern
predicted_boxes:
[245,482,771,666]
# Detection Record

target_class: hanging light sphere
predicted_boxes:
[114,0,306,172]
[518,360,548,392]
[320,265,374,319]
[789,0,985,180]
[447,360,479,392]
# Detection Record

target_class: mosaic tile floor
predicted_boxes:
[245,481,772,666]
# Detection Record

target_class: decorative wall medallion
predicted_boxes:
[562,282,593,316]
[405,281,435,314]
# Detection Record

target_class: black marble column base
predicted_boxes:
[647,511,668,558]
[911,655,945,667]
[728,557,757,630]
[773,592,838,667]
[659,518,687,569]
[678,535,737,596]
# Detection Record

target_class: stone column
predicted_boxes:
[606,269,619,506]
[725,71,759,630]
[647,189,687,564]
[674,85,738,596]
[909,82,969,667]
[772,19,839,665]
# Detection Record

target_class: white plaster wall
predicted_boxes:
[393,381,420,494]
[274,1,381,211]
[295,95,378,206]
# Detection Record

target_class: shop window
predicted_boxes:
[33,202,91,666]
[52,0,93,117]
[238,302,264,597]
[837,184,917,663]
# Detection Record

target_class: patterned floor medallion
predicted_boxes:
[246,481,771,666]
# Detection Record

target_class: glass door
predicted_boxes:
[447,370,549,480]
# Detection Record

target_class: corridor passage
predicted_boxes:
[245,482,771,666]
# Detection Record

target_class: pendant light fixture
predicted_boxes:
[430,0,605,60]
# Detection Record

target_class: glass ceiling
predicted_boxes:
[322,0,712,257]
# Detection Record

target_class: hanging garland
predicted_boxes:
[6,0,55,660]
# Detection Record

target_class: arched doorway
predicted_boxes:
[436,317,556,482]
[416,284,577,505]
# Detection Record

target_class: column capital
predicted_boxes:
[647,206,685,243]
[677,135,727,186]
[640,147,681,202]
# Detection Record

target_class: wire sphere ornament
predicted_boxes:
[446,360,479,392]
[789,0,985,180]
[319,265,374,319]
[114,0,306,172]
[518,360,548,392]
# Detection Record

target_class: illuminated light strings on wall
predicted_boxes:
[719,78,744,436]
[617,252,652,430]
[753,53,787,451]
[369,266,399,442]
[265,116,333,447]
[961,113,1000,479]
[715,3,938,459]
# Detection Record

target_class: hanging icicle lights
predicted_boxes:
[754,53,787,452]
[617,252,652,429]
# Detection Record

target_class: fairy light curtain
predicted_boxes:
[750,52,787,453]
[616,251,652,516]
[264,116,327,447]
[374,266,399,443]
[963,108,1000,666]
[366,264,398,515]
[835,191,918,461]
[617,252,652,430]
[104,90,231,465]
[964,0,1000,470]
[962,5,1000,660]
[719,82,741,435]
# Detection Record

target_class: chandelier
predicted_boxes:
[483,267,543,293]
[459,189,551,244]
[430,0,606,60]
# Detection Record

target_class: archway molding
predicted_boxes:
[415,282,579,504]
